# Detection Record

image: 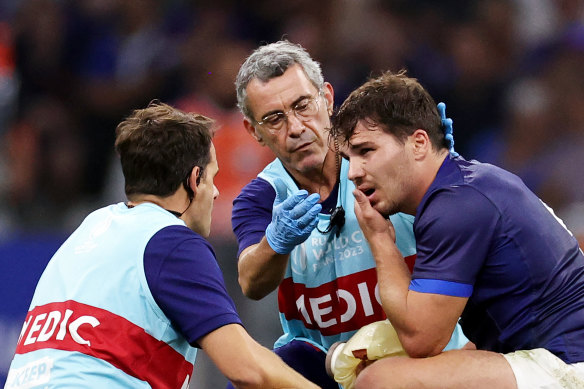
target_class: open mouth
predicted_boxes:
[363,188,375,197]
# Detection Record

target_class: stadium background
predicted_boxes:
[0,0,583,387]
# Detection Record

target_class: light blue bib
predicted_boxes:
[259,159,422,350]
[6,203,196,389]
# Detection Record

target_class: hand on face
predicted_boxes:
[353,189,396,244]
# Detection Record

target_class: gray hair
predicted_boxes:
[235,40,324,121]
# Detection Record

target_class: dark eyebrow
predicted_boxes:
[348,140,373,151]
[344,140,377,159]
[259,94,313,120]
[339,139,372,160]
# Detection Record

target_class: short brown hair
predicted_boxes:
[331,70,448,151]
[115,102,214,198]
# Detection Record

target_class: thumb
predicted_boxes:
[353,189,369,207]
[353,189,370,216]
[353,189,371,227]
[353,188,380,217]
[437,102,446,121]
[273,179,289,205]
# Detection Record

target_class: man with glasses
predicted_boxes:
[231,40,469,388]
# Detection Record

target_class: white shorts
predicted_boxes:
[503,348,584,389]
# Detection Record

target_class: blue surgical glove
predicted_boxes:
[266,179,322,255]
[438,102,459,157]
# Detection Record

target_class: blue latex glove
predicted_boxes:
[438,102,459,157]
[266,179,322,255]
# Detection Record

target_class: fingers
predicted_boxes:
[353,188,367,204]
[289,193,320,218]
[353,189,393,236]
[353,189,368,223]
[353,189,388,223]
[353,189,372,213]
[437,102,459,157]
[273,179,290,205]
[437,102,446,120]
[438,102,453,132]
[443,117,453,128]
[267,182,323,254]
[279,188,310,211]
[297,202,322,229]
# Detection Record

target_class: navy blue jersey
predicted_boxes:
[144,224,242,347]
[410,156,584,363]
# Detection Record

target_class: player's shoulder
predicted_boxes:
[417,184,500,244]
[148,224,215,257]
[425,157,506,210]
[425,184,496,214]
[456,157,522,191]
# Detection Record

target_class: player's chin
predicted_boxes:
[375,200,400,218]
[372,202,391,218]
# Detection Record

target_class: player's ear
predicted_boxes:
[410,129,431,159]
[243,118,264,145]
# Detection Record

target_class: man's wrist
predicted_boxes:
[265,224,292,255]
[369,235,401,261]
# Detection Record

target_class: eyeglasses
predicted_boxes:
[255,92,322,132]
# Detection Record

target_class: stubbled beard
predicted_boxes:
[374,203,393,219]
[378,200,400,218]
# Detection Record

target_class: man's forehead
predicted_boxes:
[348,120,382,143]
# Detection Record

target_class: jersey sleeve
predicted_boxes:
[411,185,501,297]
[231,177,276,257]
[144,225,242,347]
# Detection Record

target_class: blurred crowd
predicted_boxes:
[0,0,583,245]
